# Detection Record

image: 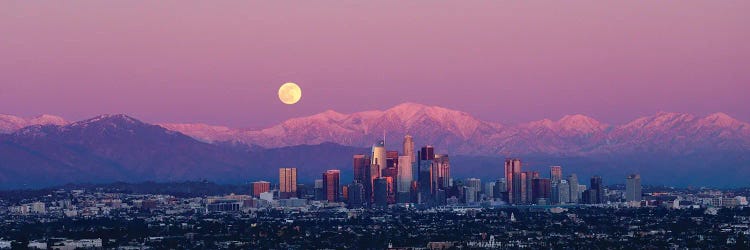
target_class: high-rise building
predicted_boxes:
[504,158,522,204]
[493,179,507,200]
[279,168,297,199]
[466,178,481,192]
[386,150,399,169]
[397,156,413,203]
[432,154,451,192]
[567,174,579,204]
[353,154,368,183]
[524,171,539,204]
[353,154,376,203]
[463,186,477,204]
[251,181,270,197]
[347,181,365,208]
[519,172,528,204]
[589,175,604,204]
[531,178,551,204]
[484,182,496,200]
[550,166,562,183]
[322,170,340,202]
[417,149,433,204]
[372,140,387,172]
[374,177,389,207]
[626,174,642,202]
[314,179,325,200]
[552,180,570,204]
[420,146,435,161]
[403,135,415,163]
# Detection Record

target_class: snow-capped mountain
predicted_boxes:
[2,109,749,188]
[0,114,68,133]
[161,103,750,156]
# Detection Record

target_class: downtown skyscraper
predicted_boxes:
[322,170,341,202]
[397,155,412,203]
[403,135,415,163]
[279,168,297,199]
[504,158,523,204]
[626,174,642,202]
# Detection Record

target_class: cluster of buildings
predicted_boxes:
[249,135,645,208]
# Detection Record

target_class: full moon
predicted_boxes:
[278,82,302,105]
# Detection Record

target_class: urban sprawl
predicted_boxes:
[2,136,749,249]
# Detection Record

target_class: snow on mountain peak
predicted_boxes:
[29,114,68,126]
[700,112,745,129]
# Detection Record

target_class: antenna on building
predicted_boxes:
[383,130,386,146]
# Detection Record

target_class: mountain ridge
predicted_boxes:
[156,103,750,156]
[0,111,749,188]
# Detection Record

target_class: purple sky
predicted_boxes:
[1,1,748,128]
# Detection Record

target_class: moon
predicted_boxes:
[278,82,302,105]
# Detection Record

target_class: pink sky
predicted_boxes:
[1,1,748,127]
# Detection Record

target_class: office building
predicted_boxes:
[531,178,551,204]
[567,174,579,204]
[322,170,340,202]
[397,156,413,203]
[314,179,325,200]
[552,180,570,204]
[251,181,270,197]
[420,145,435,161]
[550,166,562,183]
[586,175,604,204]
[403,135,415,163]
[433,154,451,192]
[374,177,389,207]
[279,168,297,199]
[504,158,522,204]
[371,140,387,172]
[626,174,642,202]
[347,181,365,208]
[484,182,495,200]
[524,171,539,203]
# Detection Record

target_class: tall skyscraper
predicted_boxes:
[626,174,642,202]
[251,181,270,197]
[397,156,413,203]
[466,178,481,191]
[589,175,604,204]
[279,168,297,199]
[567,174,579,204]
[353,154,368,183]
[371,140,387,172]
[420,145,435,161]
[386,150,399,169]
[403,135,415,163]
[504,158,522,204]
[432,154,451,192]
[493,179,507,200]
[524,171,539,204]
[552,180,570,204]
[374,177,389,207]
[519,172,528,204]
[322,170,341,202]
[550,166,562,183]
[531,178,551,204]
[484,182,496,200]
[314,179,324,200]
[347,181,365,208]
[417,150,433,203]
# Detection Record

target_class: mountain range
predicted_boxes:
[159,103,750,156]
[1,103,749,188]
